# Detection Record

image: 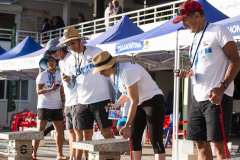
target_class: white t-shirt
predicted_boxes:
[36,70,63,109]
[191,23,234,102]
[69,46,112,104]
[116,62,163,105]
[59,52,78,107]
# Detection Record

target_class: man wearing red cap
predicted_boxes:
[173,0,240,159]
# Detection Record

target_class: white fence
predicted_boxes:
[0,0,185,45]
[39,0,184,44]
[0,28,39,44]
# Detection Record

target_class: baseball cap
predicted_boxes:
[173,0,203,24]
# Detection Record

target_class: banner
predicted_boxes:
[116,41,144,54]
[226,21,240,37]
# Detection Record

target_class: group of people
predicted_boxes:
[41,16,65,33]
[32,0,240,160]
[33,23,166,160]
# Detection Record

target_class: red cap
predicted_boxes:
[173,0,203,24]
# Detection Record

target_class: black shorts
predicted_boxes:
[37,108,64,121]
[187,94,233,142]
[74,100,112,130]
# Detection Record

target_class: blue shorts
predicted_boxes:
[117,117,127,127]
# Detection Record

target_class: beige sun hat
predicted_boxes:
[61,26,81,45]
[92,51,116,74]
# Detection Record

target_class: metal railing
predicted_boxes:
[40,0,184,44]
[0,0,184,46]
[16,30,39,43]
[0,28,39,44]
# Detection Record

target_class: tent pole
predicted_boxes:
[172,29,180,160]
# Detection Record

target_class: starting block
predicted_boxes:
[178,139,198,160]
[73,138,129,160]
[0,131,43,160]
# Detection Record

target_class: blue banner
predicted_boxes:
[226,22,240,36]
[116,41,144,54]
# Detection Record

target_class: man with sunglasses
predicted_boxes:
[60,27,114,160]
[173,1,240,160]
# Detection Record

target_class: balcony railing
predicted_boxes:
[0,28,39,44]
[0,0,184,46]
[40,0,184,44]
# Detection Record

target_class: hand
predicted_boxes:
[107,102,121,109]
[119,126,131,139]
[62,73,71,83]
[176,69,193,78]
[208,87,225,105]
[49,83,60,91]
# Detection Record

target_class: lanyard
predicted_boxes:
[47,70,55,85]
[114,63,120,102]
[75,47,86,76]
[190,22,209,68]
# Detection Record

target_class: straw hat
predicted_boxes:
[92,51,116,74]
[61,26,81,45]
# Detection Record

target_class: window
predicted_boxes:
[21,80,28,100]
[7,80,29,100]
[0,80,5,99]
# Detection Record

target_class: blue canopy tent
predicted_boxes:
[107,0,228,55]
[216,15,240,37]
[87,15,143,46]
[0,46,6,55]
[0,36,42,60]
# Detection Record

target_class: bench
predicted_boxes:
[73,138,129,160]
[0,131,43,160]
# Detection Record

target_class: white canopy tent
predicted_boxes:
[0,48,46,79]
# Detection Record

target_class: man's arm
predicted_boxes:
[209,41,240,104]
[222,41,240,87]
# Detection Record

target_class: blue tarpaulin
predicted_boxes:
[111,0,228,54]
[0,36,42,60]
[216,15,240,37]
[87,16,143,46]
[0,46,6,55]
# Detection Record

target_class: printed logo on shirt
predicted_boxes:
[76,63,95,76]
[194,47,212,67]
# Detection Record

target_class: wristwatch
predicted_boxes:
[220,80,228,90]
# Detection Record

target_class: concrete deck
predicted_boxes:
[0,136,239,160]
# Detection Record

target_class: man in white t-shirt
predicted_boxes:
[47,38,79,160]
[33,55,66,160]
[173,1,240,159]
[60,27,114,159]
